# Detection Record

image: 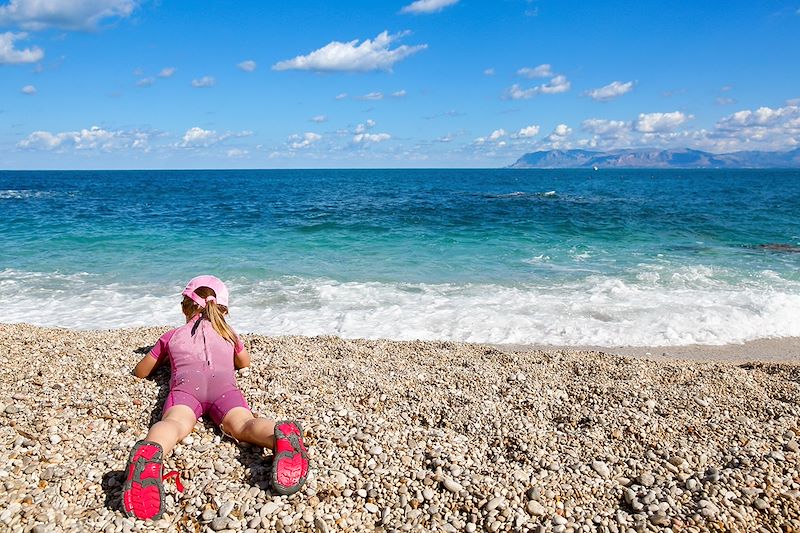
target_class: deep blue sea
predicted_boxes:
[1,169,799,346]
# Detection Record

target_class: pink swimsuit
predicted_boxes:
[150,316,249,424]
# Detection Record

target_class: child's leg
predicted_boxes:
[220,407,276,450]
[146,405,197,455]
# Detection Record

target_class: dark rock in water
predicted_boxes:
[756,244,800,253]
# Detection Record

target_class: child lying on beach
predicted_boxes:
[122,275,309,521]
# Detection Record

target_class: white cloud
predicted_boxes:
[505,74,570,99]
[787,98,800,106]
[21,84,36,95]
[717,106,798,128]
[335,93,348,100]
[355,119,376,134]
[0,0,136,31]
[17,126,154,152]
[716,97,736,105]
[552,124,571,137]
[391,89,407,98]
[400,0,459,14]
[191,76,215,88]
[475,128,508,144]
[635,111,692,133]
[538,75,570,94]
[272,31,426,72]
[311,115,327,123]
[226,148,248,158]
[0,31,43,64]
[237,60,257,72]
[542,124,572,148]
[585,80,634,101]
[581,119,630,136]
[517,64,552,78]
[516,125,540,138]
[506,84,536,100]
[359,91,384,101]
[136,77,154,87]
[483,67,495,76]
[290,132,322,149]
[353,132,391,144]
[158,67,176,78]
[351,120,390,144]
[178,127,251,148]
[180,127,217,147]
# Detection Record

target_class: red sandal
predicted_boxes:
[122,440,183,520]
[271,420,309,495]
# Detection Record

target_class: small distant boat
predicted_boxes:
[592,165,599,171]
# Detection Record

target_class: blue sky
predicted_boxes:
[1,0,799,169]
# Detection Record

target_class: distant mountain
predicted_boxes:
[509,147,800,169]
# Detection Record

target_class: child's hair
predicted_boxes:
[182,286,238,345]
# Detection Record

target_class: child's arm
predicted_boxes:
[233,335,250,369]
[234,348,250,369]
[133,353,163,378]
[133,330,172,378]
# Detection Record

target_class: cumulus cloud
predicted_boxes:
[237,60,256,72]
[585,80,634,101]
[717,105,798,129]
[517,64,552,78]
[635,111,692,133]
[180,127,217,147]
[226,148,248,158]
[311,115,327,123]
[358,91,384,101]
[290,132,322,149]
[538,124,572,148]
[0,0,136,31]
[17,126,154,151]
[21,84,36,94]
[178,127,251,148]
[391,89,407,98]
[158,67,176,78]
[483,67,495,76]
[475,128,508,144]
[581,119,631,136]
[355,119,376,134]
[539,75,570,94]
[505,74,570,100]
[0,31,43,64]
[516,125,540,138]
[353,132,391,144]
[352,120,390,144]
[506,84,536,100]
[272,31,426,72]
[136,77,154,87]
[191,76,215,88]
[335,93,348,100]
[400,0,459,14]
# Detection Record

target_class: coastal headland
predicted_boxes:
[1,323,798,532]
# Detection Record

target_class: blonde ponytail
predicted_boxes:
[181,287,238,346]
[203,300,238,346]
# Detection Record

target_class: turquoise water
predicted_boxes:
[1,169,799,345]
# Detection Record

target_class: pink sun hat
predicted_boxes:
[182,275,230,308]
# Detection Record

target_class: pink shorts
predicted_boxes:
[163,388,249,425]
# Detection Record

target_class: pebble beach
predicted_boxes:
[1,323,799,533]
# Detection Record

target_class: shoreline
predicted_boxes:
[1,323,798,532]
[494,336,800,364]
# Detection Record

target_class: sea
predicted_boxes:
[1,169,799,347]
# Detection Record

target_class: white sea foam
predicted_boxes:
[2,267,799,346]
